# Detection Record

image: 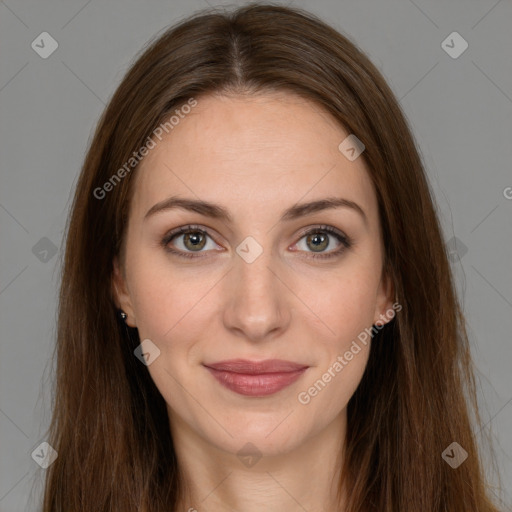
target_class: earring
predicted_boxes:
[119,310,127,321]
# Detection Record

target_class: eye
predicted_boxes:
[161,225,219,259]
[292,225,352,260]
[161,224,352,260]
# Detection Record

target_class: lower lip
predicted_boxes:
[205,367,307,396]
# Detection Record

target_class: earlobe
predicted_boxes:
[112,256,137,327]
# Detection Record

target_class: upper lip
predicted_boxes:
[203,359,308,374]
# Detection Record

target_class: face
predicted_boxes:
[112,91,394,460]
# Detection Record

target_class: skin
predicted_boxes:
[112,91,395,512]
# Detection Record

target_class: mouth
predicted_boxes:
[203,359,309,397]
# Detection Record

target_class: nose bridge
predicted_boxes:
[223,234,290,340]
[236,235,276,294]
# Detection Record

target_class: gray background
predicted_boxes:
[1,0,511,510]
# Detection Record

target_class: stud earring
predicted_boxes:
[119,310,127,321]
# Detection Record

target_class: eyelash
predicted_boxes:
[160,224,352,260]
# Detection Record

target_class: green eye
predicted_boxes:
[293,225,351,260]
[161,224,352,260]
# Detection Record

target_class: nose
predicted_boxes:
[222,243,291,343]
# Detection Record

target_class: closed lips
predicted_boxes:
[203,359,309,397]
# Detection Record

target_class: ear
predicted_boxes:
[373,266,396,327]
[112,256,137,328]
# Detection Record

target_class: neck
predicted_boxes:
[170,410,348,512]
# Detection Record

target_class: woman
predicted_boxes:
[41,3,502,511]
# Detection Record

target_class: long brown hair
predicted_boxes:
[41,3,502,510]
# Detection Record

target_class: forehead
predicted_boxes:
[131,92,378,225]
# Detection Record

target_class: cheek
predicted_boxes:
[297,301,373,416]
[295,261,379,410]
[124,245,170,334]
[302,262,381,343]
[127,250,218,342]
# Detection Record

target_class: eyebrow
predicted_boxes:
[144,195,368,226]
